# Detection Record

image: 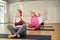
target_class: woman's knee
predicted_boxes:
[7,25,12,29]
[21,24,27,31]
[22,24,27,28]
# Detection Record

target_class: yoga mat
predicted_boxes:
[42,26,53,28]
[0,34,51,40]
[28,26,54,31]
[28,28,54,31]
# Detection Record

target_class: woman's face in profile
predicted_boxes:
[16,11,20,17]
[31,13,34,17]
[31,12,36,17]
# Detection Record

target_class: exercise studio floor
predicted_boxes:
[0,23,60,40]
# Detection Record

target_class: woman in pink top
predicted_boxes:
[28,11,40,30]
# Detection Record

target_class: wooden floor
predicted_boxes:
[0,23,60,40]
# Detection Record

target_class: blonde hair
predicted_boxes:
[31,10,38,16]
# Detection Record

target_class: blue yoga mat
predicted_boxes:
[0,34,51,40]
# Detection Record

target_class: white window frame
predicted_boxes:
[0,1,6,23]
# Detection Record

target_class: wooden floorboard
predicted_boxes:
[0,23,60,40]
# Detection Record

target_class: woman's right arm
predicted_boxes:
[16,2,24,17]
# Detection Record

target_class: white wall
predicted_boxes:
[58,1,60,23]
[7,0,59,23]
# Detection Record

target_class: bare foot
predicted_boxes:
[17,34,20,38]
[8,34,16,38]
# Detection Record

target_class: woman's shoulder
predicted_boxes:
[34,16,38,18]
[13,18,16,21]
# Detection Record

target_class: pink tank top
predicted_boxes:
[31,16,39,26]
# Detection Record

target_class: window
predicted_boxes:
[0,6,5,23]
[0,0,6,23]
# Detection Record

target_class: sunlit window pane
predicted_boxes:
[0,1,6,23]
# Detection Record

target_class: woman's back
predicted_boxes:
[31,16,39,26]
